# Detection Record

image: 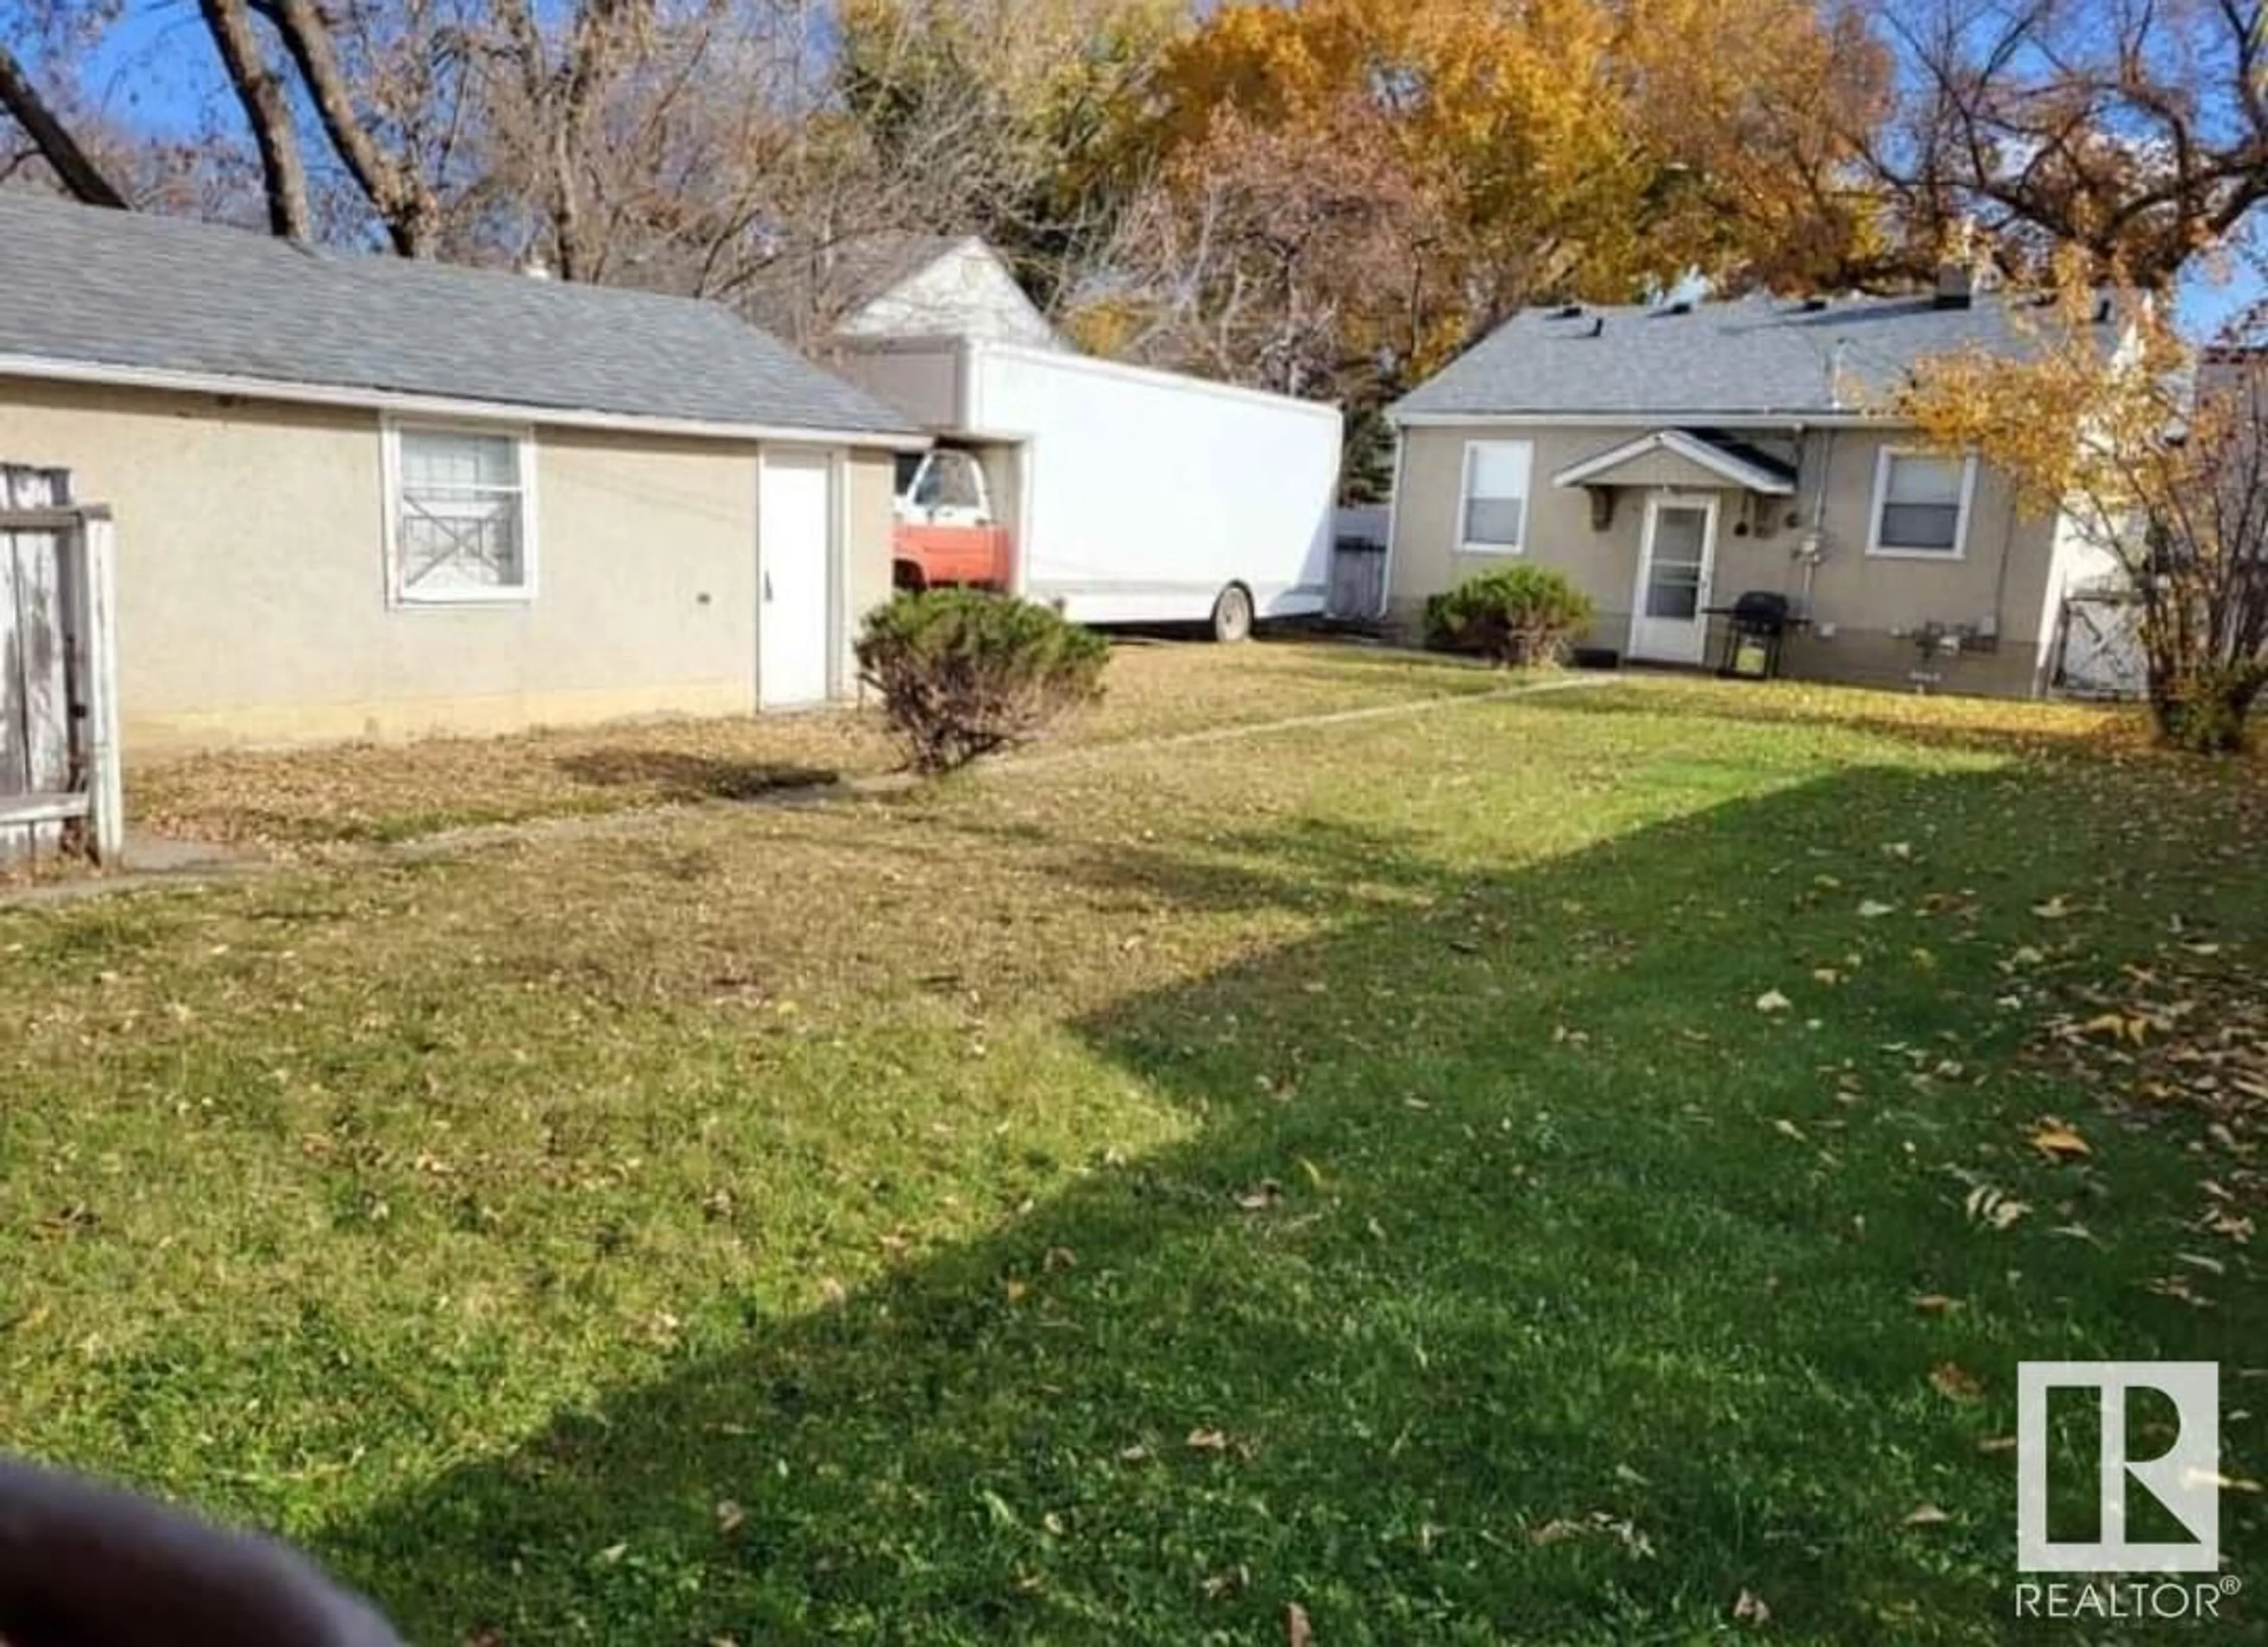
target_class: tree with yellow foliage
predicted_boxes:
[1902,259,2268,751]
[834,0,1182,305]
[1094,0,1892,441]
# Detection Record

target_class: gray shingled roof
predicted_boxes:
[1393,292,2064,421]
[0,193,918,435]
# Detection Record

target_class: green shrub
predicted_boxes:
[856,590,1108,773]
[1423,564,1595,667]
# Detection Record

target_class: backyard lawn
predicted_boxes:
[1,663,2260,1644]
[128,638,1507,848]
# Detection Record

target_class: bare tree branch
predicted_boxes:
[0,40,126,209]
[266,0,438,256]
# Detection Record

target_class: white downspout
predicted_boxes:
[1379,423,1410,626]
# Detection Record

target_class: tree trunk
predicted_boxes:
[267,0,437,257]
[0,43,126,209]
[198,0,312,240]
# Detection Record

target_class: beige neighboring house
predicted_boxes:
[1384,278,2117,696]
[0,194,924,755]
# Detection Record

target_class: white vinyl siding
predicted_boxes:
[1868,448,1975,559]
[1460,439,1533,552]
[386,422,537,602]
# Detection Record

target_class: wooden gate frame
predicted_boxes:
[2051,591,2148,701]
[1,476,122,864]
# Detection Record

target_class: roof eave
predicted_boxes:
[1389,406,1898,430]
[1550,428,1797,494]
[0,351,931,450]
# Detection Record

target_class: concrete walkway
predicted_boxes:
[1,671,1608,910]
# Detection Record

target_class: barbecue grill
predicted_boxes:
[1705,591,1804,681]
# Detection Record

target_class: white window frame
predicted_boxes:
[381,416,540,606]
[1866,445,1977,561]
[1459,438,1534,555]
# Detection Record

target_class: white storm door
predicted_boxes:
[758,448,835,709]
[1628,494,1718,666]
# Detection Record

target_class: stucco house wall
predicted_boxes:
[1387,421,2061,696]
[0,376,895,753]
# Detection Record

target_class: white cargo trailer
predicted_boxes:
[836,336,1342,640]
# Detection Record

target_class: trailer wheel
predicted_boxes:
[1209,584,1254,644]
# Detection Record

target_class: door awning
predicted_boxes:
[1551,429,1797,494]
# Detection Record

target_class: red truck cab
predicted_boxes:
[892,448,1012,591]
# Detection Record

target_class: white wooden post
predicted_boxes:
[81,509,123,863]
[11,469,69,860]
[0,464,118,868]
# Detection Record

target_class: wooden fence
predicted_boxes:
[1,464,122,866]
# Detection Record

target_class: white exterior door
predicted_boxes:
[1628,494,1719,666]
[758,448,835,709]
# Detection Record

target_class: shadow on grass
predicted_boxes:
[554,750,841,803]
[319,763,2250,1645]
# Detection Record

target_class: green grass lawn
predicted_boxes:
[1,673,2260,1643]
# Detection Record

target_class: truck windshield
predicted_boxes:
[915,451,985,511]
[894,453,924,498]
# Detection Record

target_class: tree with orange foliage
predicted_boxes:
[1130,0,1891,334]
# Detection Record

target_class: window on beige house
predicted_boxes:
[1460,440,1533,552]
[1868,448,1976,559]
[388,424,537,602]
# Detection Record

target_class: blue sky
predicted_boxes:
[2178,226,2264,339]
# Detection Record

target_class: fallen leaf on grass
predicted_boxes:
[1186,1428,1231,1453]
[1964,1185,2031,1229]
[1912,1293,1958,1314]
[1903,1503,1951,1526]
[1929,1360,1984,1402]
[1529,1512,1655,1558]
[715,1500,746,1535]
[1732,1589,1772,1628]
[2032,895,2077,920]
[2148,1273,2216,1308]
[1858,900,1897,919]
[2028,1121,2093,1160]
[1285,1602,1314,1646]
[1235,1181,1283,1210]
[1755,989,1793,1013]
[2201,1207,2254,1244]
